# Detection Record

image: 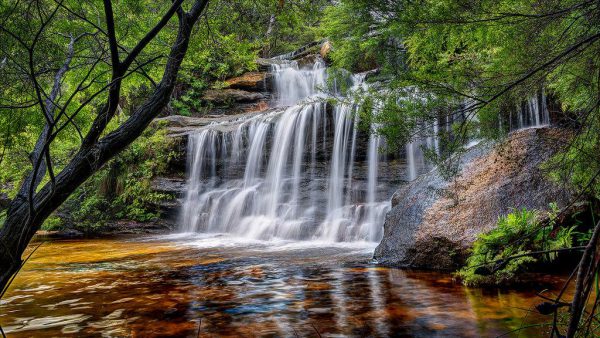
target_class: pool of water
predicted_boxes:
[0,234,564,337]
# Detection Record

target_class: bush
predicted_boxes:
[458,204,577,286]
[57,123,176,231]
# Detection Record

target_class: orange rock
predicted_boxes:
[320,41,333,60]
[224,72,268,91]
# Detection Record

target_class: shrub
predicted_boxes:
[458,204,577,286]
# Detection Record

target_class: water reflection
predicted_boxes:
[0,235,563,337]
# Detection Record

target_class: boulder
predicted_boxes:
[374,127,573,270]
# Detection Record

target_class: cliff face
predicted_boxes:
[374,127,573,270]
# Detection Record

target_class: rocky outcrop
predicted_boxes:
[151,177,187,219]
[374,127,573,270]
[320,41,332,60]
[224,72,271,92]
[202,88,264,104]
[197,72,272,116]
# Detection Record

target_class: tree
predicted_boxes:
[0,0,209,292]
[323,0,600,336]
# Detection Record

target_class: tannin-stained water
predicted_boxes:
[180,59,401,242]
[0,236,567,337]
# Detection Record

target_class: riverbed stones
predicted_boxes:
[374,127,573,270]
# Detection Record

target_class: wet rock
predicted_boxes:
[151,177,186,196]
[202,89,264,105]
[296,54,321,68]
[151,177,186,218]
[374,127,573,270]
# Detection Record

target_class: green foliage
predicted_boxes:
[458,205,577,286]
[56,124,175,231]
[0,0,331,232]
[546,122,600,200]
[41,216,64,231]
[321,0,600,199]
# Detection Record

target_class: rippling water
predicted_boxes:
[0,235,564,337]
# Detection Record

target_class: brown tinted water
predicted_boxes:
[0,234,565,337]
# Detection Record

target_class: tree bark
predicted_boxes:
[0,0,208,293]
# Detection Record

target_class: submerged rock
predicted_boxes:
[374,127,572,270]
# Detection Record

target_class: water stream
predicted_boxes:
[0,235,566,337]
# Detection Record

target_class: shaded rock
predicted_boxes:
[0,192,9,210]
[374,127,573,270]
[256,58,287,71]
[205,100,271,117]
[296,54,321,68]
[202,89,264,105]
[150,177,187,221]
[151,177,186,196]
[272,41,324,61]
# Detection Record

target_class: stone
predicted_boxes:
[320,41,333,60]
[256,58,286,71]
[374,127,573,270]
[224,72,271,92]
[151,177,187,196]
[202,89,264,104]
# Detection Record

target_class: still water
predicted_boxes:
[1,234,563,337]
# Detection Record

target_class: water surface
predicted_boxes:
[1,235,563,337]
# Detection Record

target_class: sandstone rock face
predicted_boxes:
[224,72,271,92]
[374,127,573,270]
[202,89,264,104]
[320,41,332,60]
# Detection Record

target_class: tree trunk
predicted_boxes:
[0,0,208,293]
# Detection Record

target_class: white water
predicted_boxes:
[180,59,394,242]
[509,91,551,130]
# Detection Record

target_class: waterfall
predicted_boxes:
[510,91,551,130]
[180,58,395,242]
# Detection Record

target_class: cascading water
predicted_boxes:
[508,91,551,130]
[180,58,394,242]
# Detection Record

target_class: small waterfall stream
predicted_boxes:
[180,59,396,242]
